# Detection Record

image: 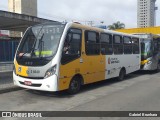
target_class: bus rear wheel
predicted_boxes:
[68,77,81,94]
[118,68,126,81]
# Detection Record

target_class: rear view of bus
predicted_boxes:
[135,34,160,70]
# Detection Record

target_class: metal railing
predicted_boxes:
[0,62,13,72]
[0,62,14,90]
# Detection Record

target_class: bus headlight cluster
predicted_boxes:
[44,65,57,79]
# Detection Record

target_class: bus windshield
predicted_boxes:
[17,23,65,58]
[141,40,153,60]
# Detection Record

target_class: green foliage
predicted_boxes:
[108,21,125,30]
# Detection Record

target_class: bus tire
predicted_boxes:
[118,68,126,81]
[68,76,81,94]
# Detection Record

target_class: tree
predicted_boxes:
[108,21,125,30]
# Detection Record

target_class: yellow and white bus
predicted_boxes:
[13,22,141,94]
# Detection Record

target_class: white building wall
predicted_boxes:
[137,0,157,28]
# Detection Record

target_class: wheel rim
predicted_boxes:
[70,80,80,92]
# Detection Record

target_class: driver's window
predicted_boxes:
[63,33,72,54]
[61,28,82,64]
[63,29,81,55]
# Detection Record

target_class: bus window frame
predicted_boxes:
[123,36,132,54]
[113,35,123,55]
[85,30,100,56]
[61,28,82,65]
[100,33,113,55]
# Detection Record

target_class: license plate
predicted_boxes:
[24,81,32,86]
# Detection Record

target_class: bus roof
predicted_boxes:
[70,22,139,38]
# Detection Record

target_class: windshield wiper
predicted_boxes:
[38,33,44,58]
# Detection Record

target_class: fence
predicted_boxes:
[0,39,19,62]
[0,39,20,91]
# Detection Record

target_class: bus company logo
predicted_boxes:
[26,70,29,75]
[108,58,111,64]
[109,58,120,64]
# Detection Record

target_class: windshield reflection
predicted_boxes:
[17,23,65,59]
[141,40,153,60]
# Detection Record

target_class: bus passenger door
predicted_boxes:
[81,31,105,84]
[59,28,82,90]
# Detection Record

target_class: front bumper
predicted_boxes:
[13,72,58,92]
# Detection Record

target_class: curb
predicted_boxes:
[0,71,12,73]
[0,86,24,94]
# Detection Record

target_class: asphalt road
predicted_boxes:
[0,71,160,120]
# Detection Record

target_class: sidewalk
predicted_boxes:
[0,71,22,94]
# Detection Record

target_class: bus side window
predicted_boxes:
[61,28,82,64]
[123,36,132,54]
[100,33,113,55]
[113,35,123,54]
[132,38,140,54]
[85,31,100,55]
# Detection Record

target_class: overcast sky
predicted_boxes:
[0,0,160,28]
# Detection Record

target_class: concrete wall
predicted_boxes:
[8,0,37,37]
[8,0,37,16]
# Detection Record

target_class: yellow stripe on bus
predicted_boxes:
[15,60,29,77]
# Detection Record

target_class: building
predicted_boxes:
[137,0,157,28]
[8,0,37,37]
[8,0,37,16]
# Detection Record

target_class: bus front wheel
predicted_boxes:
[68,76,81,94]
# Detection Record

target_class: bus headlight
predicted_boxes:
[44,65,57,79]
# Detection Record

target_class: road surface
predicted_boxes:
[0,71,160,120]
